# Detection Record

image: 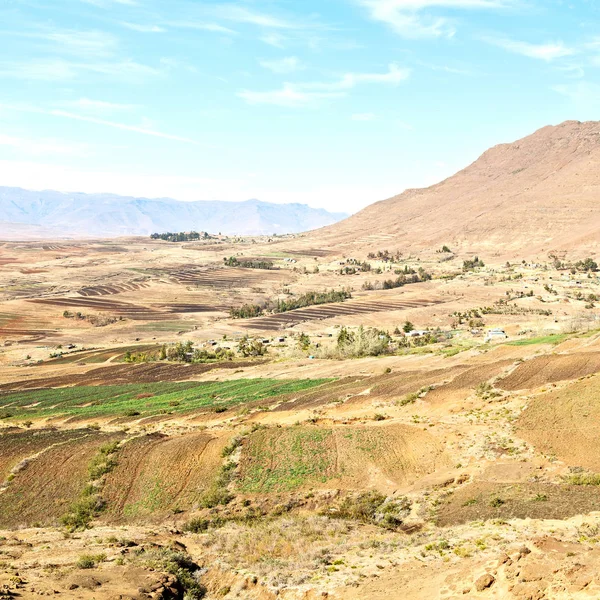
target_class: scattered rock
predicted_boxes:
[475,573,495,592]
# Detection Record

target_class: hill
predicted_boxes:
[0,187,347,239]
[309,120,600,258]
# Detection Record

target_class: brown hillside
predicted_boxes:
[309,120,600,257]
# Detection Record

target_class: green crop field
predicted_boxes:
[238,426,339,493]
[0,379,331,421]
[506,333,571,347]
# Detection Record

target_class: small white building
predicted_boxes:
[484,328,507,343]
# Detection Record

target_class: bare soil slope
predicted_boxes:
[308,120,600,257]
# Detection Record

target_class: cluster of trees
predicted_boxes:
[150,231,212,242]
[223,257,275,270]
[551,256,598,273]
[575,258,599,272]
[63,310,119,327]
[273,289,351,313]
[363,267,432,291]
[367,249,403,262]
[230,304,264,319]
[124,341,235,364]
[335,326,392,358]
[229,289,352,319]
[237,336,268,357]
[463,256,485,271]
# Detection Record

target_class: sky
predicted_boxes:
[1,0,599,214]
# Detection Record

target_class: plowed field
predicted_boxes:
[241,298,447,331]
[102,431,229,520]
[237,423,450,494]
[517,375,600,471]
[0,430,123,528]
[498,352,600,391]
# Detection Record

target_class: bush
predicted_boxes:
[183,518,210,533]
[76,553,106,569]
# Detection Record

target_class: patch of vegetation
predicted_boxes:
[150,231,212,242]
[0,379,331,421]
[326,492,412,530]
[62,441,121,531]
[566,473,600,486]
[463,256,485,271]
[506,333,570,347]
[224,256,275,270]
[230,304,264,319]
[238,427,338,493]
[76,553,106,569]
[140,548,206,599]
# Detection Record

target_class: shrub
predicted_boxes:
[76,553,106,569]
[183,518,210,533]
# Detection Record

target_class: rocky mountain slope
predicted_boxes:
[310,120,600,258]
[0,187,347,238]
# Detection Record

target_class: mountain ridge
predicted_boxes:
[306,120,600,258]
[0,187,348,239]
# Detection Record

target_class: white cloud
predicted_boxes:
[352,113,376,120]
[0,58,160,82]
[212,5,296,29]
[120,22,166,33]
[5,29,118,58]
[62,98,138,113]
[238,63,409,107]
[261,33,286,48]
[260,56,304,73]
[0,104,198,145]
[237,85,343,108]
[483,37,575,61]
[358,0,516,38]
[0,134,89,156]
[168,21,237,34]
[552,81,600,104]
[81,0,138,6]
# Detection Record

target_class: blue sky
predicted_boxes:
[1,0,599,213]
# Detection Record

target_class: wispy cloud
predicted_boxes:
[167,21,237,34]
[0,134,89,156]
[358,0,516,38]
[212,5,297,29]
[61,98,138,113]
[552,81,600,105]
[1,104,197,145]
[119,22,166,33]
[0,58,160,82]
[260,56,304,74]
[260,33,286,48]
[81,0,139,6]
[4,29,118,58]
[483,37,575,61]
[237,86,343,108]
[352,112,376,121]
[238,63,410,107]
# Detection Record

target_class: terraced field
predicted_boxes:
[0,361,256,390]
[29,297,174,320]
[0,429,124,528]
[238,423,450,494]
[102,431,230,520]
[0,378,332,421]
[167,266,292,288]
[241,297,448,331]
[78,280,150,296]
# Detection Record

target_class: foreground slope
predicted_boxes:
[309,120,600,257]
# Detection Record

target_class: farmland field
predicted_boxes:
[0,378,332,421]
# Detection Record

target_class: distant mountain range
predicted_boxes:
[0,187,348,239]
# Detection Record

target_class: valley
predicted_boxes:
[2,122,600,599]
